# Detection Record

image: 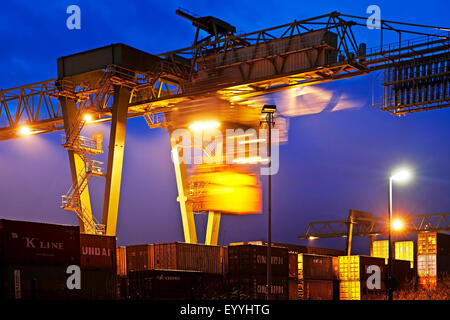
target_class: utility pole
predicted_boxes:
[261,104,276,300]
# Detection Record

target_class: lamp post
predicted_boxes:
[388,168,412,301]
[261,104,276,300]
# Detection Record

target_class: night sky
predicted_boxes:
[1,0,449,254]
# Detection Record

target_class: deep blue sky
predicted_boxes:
[0,0,449,253]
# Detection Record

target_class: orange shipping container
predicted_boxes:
[126,244,154,272]
[154,242,225,274]
[116,246,127,276]
[288,252,298,279]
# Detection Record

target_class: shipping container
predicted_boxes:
[418,232,450,256]
[0,219,80,266]
[395,241,415,268]
[154,242,225,274]
[128,269,203,300]
[338,256,386,281]
[392,259,416,290]
[199,273,226,300]
[332,257,339,280]
[339,280,386,300]
[116,246,127,276]
[228,244,289,276]
[288,252,298,278]
[80,234,116,271]
[417,254,450,279]
[227,275,288,300]
[230,241,344,256]
[0,264,77,300]
[372,240,389,263]
[79,269,116,300]
[298,279,334,300]
[288,278,298,300]
[298,254,334,280]
[418,276,437,290]
[117,275,128,299]
[126,244,154,272]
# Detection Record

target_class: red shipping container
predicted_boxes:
[0,219,80,266]
[298,279,334,300]
[288,252,298,278]
[80,234,116,271]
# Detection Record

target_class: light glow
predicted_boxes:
[188,120,220,132]
[83,113,93,122]
[308,236,318,240]
[390,168,412,183]
[18,126,32,136]
[392,218,404,232]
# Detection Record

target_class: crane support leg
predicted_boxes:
[102,85,130,236]
[171,140,197,244]
[60,97,94,233]
[205,211,221,245]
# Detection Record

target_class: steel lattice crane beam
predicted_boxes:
[298,212,450,239]
[1,12,449,141]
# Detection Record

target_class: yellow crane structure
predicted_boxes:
[0,11,449,244]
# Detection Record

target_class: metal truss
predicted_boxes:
[298,213,450,239]
[1,12,449,141]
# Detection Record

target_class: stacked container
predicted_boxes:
[338,255,387,300]
[372,240,389,263]
[417,232,450,289]
[395,241,415,268]
[79,234,117,299]
[116,246,128,299]
[297,254,335,300]
[128,269,203,300]
[230,241,344,256]
[227,244,289,299]
[0,219,81,300]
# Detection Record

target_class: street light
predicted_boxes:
[387,167,413,301]
[391,218,404,232]
[261,104,276,301]
[18,125,32,136]
[83,113,93,122]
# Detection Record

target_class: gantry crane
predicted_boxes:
[0,11,449,243]
[298,210,450,254]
